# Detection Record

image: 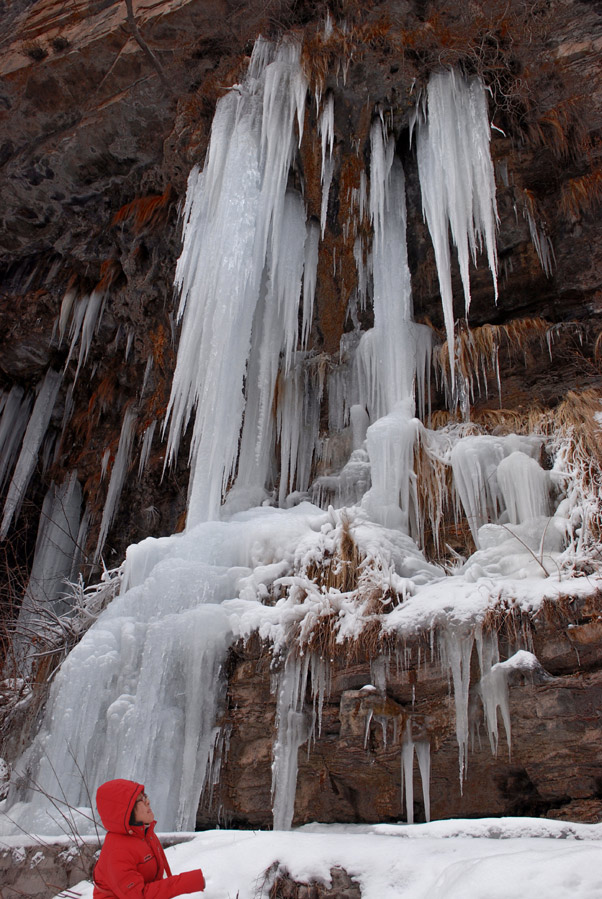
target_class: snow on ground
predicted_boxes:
[58,818,602,899]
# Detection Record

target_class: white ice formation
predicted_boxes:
[412,68,499,375]
[94,406,137,564]
[1,40,600,839]
[0,369,62,540]
[58,288,108,382]
[15,471,84,666]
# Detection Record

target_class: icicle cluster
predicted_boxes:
[165,39,315,525]
[94,407,138,564]
[413,70,499,376]
[0,369,62,541]
[13,472,86,671]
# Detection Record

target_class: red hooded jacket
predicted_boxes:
[93,779,205,899]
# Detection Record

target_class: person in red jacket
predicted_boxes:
[93,778,205,899]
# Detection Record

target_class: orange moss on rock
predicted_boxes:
[112,186,173,233]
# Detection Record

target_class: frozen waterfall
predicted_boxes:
[1,41,589,839]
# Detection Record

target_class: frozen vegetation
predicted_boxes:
[1,36,601,845]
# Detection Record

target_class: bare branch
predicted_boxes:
[124,0,173,95]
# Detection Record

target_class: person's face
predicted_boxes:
[133,791,154,825]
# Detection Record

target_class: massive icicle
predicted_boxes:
[401,723,431,824]
[355,121,427,534]
[0,369,62,540]
[165,39,309,526]
[0,386,33,494]
[356,121,416,421]
[414,69,498,375]
[94,407,137,563]
[14,472,83,671]
[272,653,310,830]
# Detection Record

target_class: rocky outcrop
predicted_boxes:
[1,840,98,899]
[267,865,361,898]
[198,595,602,827]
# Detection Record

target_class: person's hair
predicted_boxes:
[129,795,143,826]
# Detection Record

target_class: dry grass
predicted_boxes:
[434,317,557,405]
[538,594,578,629]
[471,406,546,435]
[525,97,591,161]
[535,390,602,544]
[95,258,122,291]
[304,516,361,595]
[296,0,583,152]
[112,187,173,233]
[287,517,403,661]
[561,168,602,220]
[414,432,454,558]
[480,599,535,649]
[295,601,398,664]
[542,389,602,470]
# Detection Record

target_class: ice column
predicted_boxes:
[11,554,233,833]
[356,120,415,421]
[414,69,498,375]
[401,724,415,823]
[363,401,420,531]
[451,434,544,543]
[415,741,431,823]
[0,386,33,493]
[94,406,137,563]
[1,369,62,540]
[400,723,431,823]
[277,360,320,506]
[165,39,309,525]
[497,451,551,524]
[272,652,310,830]
[14,473,83,673]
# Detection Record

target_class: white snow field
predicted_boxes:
[54,818,602,899]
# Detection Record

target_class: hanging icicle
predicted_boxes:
[165,39,310,526]
[271,652,311,830]
[0,369,62,540]
[94,406,137,563]
[413,69,499,380]
[15,472,83,672]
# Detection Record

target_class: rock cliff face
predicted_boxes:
[198,595,602,828]
[1,0,602,828]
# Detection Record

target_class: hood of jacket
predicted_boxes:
[96,778,145,835]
